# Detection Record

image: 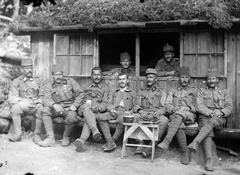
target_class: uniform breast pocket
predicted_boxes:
[52,92,63,103]
[141,96,148,107]
[64,87,73,100]
[126,96,133,108]
[203,96,212,107]
[152,95,161,107]
[218,97,225,108]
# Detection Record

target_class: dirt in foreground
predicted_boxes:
[0,134,240,175]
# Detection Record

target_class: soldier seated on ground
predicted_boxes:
[102,52,135,78]
[133,68,169,158]
[98,72,137,152]
[75,67,109,152]
[36,64,85,147]
[154,44,180,77]
[188,69,233,171]
[157,67,198,165]
[8,58,44,142]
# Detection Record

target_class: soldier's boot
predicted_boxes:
[112,123,124,142]
[83,106,102,142]
[157,115,182,150]
[142,122,168,158]
[9,114,22,142]
[62,124,75,146]
[188,123,214,153]
[33,118,43,145]
[203,136,214,171]
[99,121,117,152]
[75,123,91,152]
[38,115,55,147]
[102,123,124,149]
[176,129,189,165]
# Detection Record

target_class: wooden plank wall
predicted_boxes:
[31,32,53,83]
[227,24,240,129]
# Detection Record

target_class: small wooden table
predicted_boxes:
[121,123,159,162]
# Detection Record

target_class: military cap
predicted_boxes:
[52,64,63,73]
[163,44,174,53]
[21,58,33,66]
[178,67,190,76]
[120,52,131,61]
[145,68,157,76]
[207,69,218,77]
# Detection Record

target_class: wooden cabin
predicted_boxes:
[14,20,240,132]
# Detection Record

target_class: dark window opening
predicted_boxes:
[99,34,135,72]
[99,32,180,76]
[140,32,180,72]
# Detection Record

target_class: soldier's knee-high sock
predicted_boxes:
[193,123,214,144]
[176,129,188,152]
[79,123,91,141]
[99,120,113,144]
[112,124,124,142]
[34,118,43,134]
[203,136,212,159]
[43,115,54,137]
[158,120,169,142]
[12,114,22,134]
[163,115,183,144]
[63,124,75,138]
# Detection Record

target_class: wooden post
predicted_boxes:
[135,33,140,76]
[13,0,20,18]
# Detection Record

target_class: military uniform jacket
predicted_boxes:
[107,87,136,112]
[196,87,233,117]
[134,85,166,114]
[102,67,135,77]
[83,82,109,112]
[8,75,44,105]
[155,57,180,77]
[44,78,85,108]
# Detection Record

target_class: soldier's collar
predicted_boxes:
[146,85,159,91]
[52,79,67,88]
[206,86,218,90]
[90,83,102,89]
[163,57,179,66]
[177,86,190,91]
[22,75,33,82]
[116,86,131,92]
[121,67,132,74]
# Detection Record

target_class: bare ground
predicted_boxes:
[0,134,240,175]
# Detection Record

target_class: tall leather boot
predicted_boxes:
[188,123,214,152]
[39,115,55,147]
[9,114,22,142]
[33,118,43,145]
[83,106,101,141]
[99,120,116,152]
[158,115,182,150]
[142,120,168,158]
[62,124,75,146]
[112,124,124,142]
[176,129,189,165]
[75,123,91,152]
[203,136,214,171]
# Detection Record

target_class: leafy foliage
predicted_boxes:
[11,0,240,31]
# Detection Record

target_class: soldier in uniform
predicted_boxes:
[75,67,109,152]
[99,72,137,152]
[133,68,169,157]
[8,58,44,142]
[188,69,233,171]
[155,44,180,77]
[157,67,198,165]
[38,64,85,147]
[102,52,135,77]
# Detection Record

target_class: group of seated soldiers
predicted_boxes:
[6,44,233,172]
